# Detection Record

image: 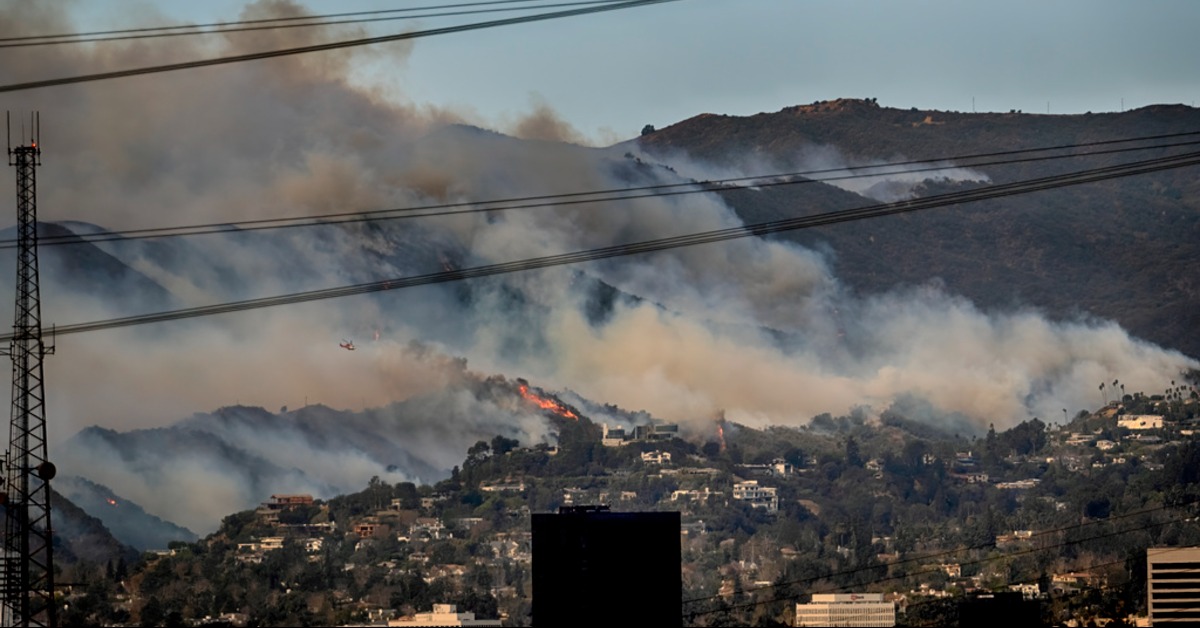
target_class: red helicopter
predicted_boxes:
[339,339,356,351]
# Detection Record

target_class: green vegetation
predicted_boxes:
[54,384,1200,626]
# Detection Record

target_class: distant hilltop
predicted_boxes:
[638,99,1200,358]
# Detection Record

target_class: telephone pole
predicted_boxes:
[1,112,56,628]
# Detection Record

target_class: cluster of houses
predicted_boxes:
[234,494,332,563]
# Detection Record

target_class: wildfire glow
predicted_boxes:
[106,498,118,507]
[518,383,579,420]
[717,423,727,453]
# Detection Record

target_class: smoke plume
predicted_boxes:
[0,1,1193,532]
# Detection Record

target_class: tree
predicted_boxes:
[459,589,499,619]
[140,596,165,628]
[467,440,491,462]
[1085,497,1112,519]
[394,482,420,509]
[277,503,319,525]
[641,124,656,136]
[844,436,862,467]
[491,435,519,456]
[782,446,806,468]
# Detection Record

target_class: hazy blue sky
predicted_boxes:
[58,0,1200,142]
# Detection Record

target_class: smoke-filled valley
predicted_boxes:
[1,2,1198,536]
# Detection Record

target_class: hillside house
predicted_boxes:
[263,494,313,510]
[601,423,628,447]
[995,479,1040,490]
[1119,414,1164,430]
[410,518,447,540]
[672,487,717,503]
[641,451,671,465]
[387,603,501,627]
[1066,432,1094,446]
[737,459,795,477]
[480,479,526,493]
[597,490,638,503]
[732,480,779,513]
[634,423,680,442]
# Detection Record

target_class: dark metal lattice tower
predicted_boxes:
[1,112,56,628]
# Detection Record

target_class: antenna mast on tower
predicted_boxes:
[1,111,57,628]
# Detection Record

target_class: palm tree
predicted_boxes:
[1100,382,1107,405]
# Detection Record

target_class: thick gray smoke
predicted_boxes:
[0,1,1194,532]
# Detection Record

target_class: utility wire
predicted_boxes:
[683,493,1200,607]
[3,149,1197,342]
[0,0,679,93]
[901,554,1135,628]
[0,1,623,48]
[0,1,578,42]
[685,509,1196,620]
[7,131,1199,250]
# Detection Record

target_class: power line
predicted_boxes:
[685,508,1196,621]
[0,1,624,49]
[901,554,1135,628]
[8,131,1199,250]
[0,1,572,42]
[683,493,1200,608]
[2,149,1197,342]
[0,0,680,93]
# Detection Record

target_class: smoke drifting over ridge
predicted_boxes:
[56,346,563,533]
[1,1,1195,531]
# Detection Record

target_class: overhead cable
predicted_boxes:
[0,0,680,93]
[6,131,1198,250]
[686,508,1198,620]
[2,149,1197,342]
[0,1,624,48]
[683,493,1200,608]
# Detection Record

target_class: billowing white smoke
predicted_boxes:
[0,1,1194,532]
[785,143,992,202]
[636,141,991,203]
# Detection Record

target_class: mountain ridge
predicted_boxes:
[637,99,1200,357]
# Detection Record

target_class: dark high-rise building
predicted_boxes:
[532,506,680,626]
[958,591,1042,627]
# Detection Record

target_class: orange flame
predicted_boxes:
[106,498,118,507]
[518,383,578,420]
[717,424,727,453]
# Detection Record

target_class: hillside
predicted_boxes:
[82,386,1200,626]
[637,99,1200,357]
[55,476,198,552]
[50,489,141,567]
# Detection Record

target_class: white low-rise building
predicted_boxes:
[795,593,895,627]
[733,480,779,513]
[601,423,628,447]
[1119,414,1164,430]
[671,487,716,502]
[388,604,501,627]
[641,450,672,465]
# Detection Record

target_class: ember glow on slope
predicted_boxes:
[0,0,1196,532]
